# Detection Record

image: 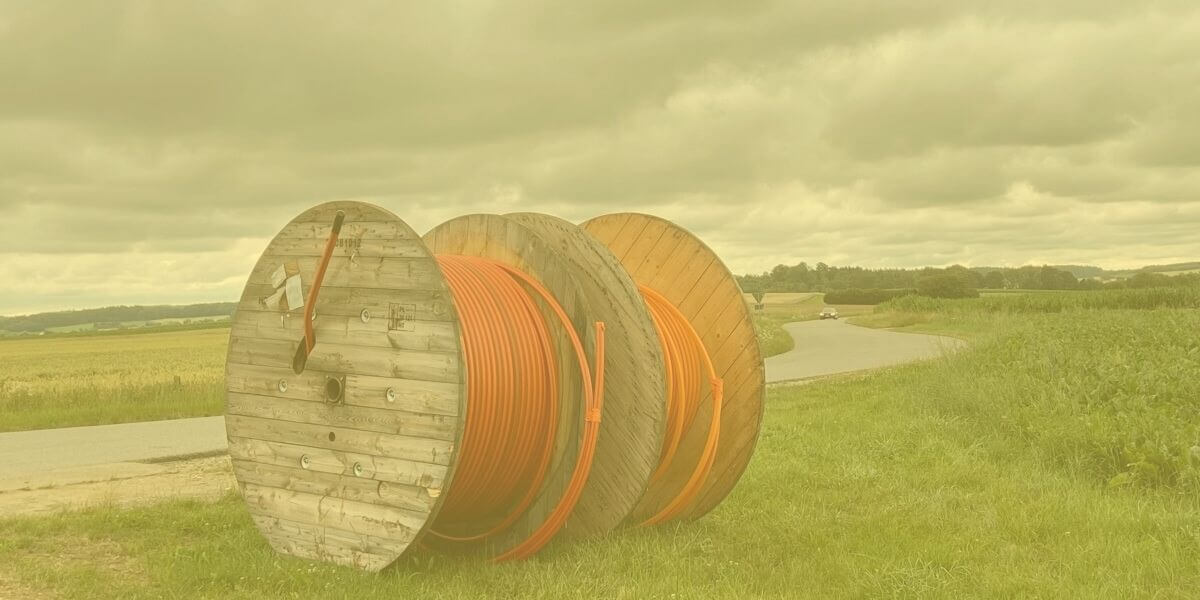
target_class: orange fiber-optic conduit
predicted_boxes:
[428,255,605,561]
[639,285,723,526]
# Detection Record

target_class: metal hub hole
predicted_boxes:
[324,376,344,404]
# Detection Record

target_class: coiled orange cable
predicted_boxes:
[639,285,723,526]
[428,255,605,561]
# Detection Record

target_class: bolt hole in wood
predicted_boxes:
[327,432,336,442]
[324,376,344,404]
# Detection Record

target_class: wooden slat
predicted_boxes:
[237,284,452,323]
[254,515,397,571]
[228,436,447,489]
[227,336,459,384]
[226,363,459,417]
[293,203,394,223]
[265,236,428,258]
[227,393,456,440]
[275,220,417,241]
[227,415,454,466]
[246,255,443,291]
[233,460,436,513]
[241,483,423,543]
[230,309,457,353]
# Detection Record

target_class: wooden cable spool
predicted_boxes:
[580,213,766,522]
[224,202,762,571]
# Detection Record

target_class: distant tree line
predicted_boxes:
[0,302,237,333]
[739,262,1200,301]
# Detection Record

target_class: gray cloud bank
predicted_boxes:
[2,1,1199,313]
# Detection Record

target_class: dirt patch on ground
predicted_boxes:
[0,455,235,518]
[0,572,56,600]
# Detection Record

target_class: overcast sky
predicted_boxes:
[2,2,1199,315]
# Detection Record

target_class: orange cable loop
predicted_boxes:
[638,285,723,526]
[427,255,605,562]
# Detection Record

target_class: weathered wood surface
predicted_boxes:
[581,213,765,523]
[225,200,465,571]
[504,212,666,539]
[423,213,664,555]
[422,214,583,557]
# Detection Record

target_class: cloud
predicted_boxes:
[1,1,1199,313]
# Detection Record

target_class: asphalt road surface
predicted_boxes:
[765,318,964,383]
[0,416,227,481]
[0,319,961,485]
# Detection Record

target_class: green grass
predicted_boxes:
[882,286,1200,314]
[0,328,228,432]
[3,290,1199,597]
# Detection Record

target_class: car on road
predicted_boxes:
[819,307,839,320]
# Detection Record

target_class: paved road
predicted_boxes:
[0,416,227,480]
[766,319,964,383]
[0,320,960,484]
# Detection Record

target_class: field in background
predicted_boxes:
[2,289,1199,597]
[0,328,228,432]
[40,314,230,335]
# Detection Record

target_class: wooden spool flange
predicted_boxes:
[226,201,467,571]
[423,213,666,551]
[581,213,766,522]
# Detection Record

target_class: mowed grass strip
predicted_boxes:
[2,296,1199,598]
[0,328,228,432]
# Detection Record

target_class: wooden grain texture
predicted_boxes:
[580,213,765,523]
[504,212,666,539]
[224,200,465,572]
[422,214,582,557]
[422,213,664,556]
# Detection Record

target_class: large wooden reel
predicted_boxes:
[224,203,760,571]
[226,201,466,571]
[581,213,765,522]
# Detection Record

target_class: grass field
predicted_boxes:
[2,288,1198,597]
[0,328,228,432]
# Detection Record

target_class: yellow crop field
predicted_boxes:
[0,328,229,432]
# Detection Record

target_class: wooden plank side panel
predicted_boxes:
[226,362,459,417]
[228,437,447,490]
[682,347,764,519]
[247,256,444,291]
[227,336,460,384]
[254,516,396,572]
[230,309,457,353]
[233,460,436,514]
[275,220,417,241]
[238,284,453,323]
[227,393,456,440]
[227,414,454,466]
[266,237,428,259]
[227,201,467,571]
[293,203,394,224]
[241,483,422,547]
